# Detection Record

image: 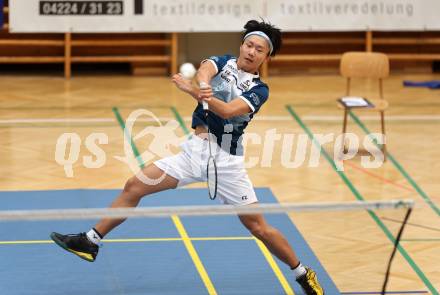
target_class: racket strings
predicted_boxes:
[204,109,218,200]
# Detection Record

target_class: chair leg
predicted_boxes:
[341,109,349,156]
[380,111,387,161]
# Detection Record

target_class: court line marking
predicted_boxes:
[171,106,296,295]
[0,236,255,245]
[256,115,440,122]
[113,106,217,295]
[344,161,440,210]
[344,161,415,193]
[348,111,440,216]
[0,124,118,129]
[0,240,54,245]
[401,239,440,242]
[286,104,438,295]
[193,236,253,241]
[255,239,295,295]
[170,107,191,135]
[0,118,116,123]
[0,106,172,111]
[1,114,440,125]
[380,217,440,233]
[112,107,146,168]
[172,215,218,295]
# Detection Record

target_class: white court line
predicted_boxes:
[0,118,115,123]
[282,115,440,122]
[1,115,440,124]
[0,118,173,124]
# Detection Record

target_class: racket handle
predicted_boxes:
[199,82,209,111]
[199,82,209,89]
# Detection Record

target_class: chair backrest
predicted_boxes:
[340,52,389,79]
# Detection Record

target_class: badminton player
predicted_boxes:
[50,19,324,294]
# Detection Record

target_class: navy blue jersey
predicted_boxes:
[192,55,269,156]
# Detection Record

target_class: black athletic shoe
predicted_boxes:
[50,232,99,262]
[296,267,324,295]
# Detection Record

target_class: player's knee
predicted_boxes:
[122,177,144,201]
[247,223,267,240]
[123,177,136,192]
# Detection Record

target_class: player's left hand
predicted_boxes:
[172,73,194,95]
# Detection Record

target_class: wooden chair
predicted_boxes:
[337,52,389,160]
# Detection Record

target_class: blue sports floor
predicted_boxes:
[0,188,339,295]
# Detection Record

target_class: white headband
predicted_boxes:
[243,31,273,55]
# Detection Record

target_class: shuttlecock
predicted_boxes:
[179,63,197,79]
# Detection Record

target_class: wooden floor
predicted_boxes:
[0,72,439,294]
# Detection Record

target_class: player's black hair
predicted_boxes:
[242,20,282,57]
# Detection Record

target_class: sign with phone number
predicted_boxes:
[39,1,123,15]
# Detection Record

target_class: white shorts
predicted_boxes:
[154,135,258,205]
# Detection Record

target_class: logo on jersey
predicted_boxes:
[250,93,260,106]
[226,64,238,74]
[239,80,251,91]
[220,70,232,83]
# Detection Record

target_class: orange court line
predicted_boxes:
[344,161,415,193]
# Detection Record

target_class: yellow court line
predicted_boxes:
[171,215,218,295]
[254,239,295,295]
[0,236,254,245]
[0,240,54,245]
[192,237,253,241]
[104,238,181,243]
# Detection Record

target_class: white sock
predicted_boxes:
[86,228,102,246]
[291,262,307,279]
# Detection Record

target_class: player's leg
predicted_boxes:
[94,163,178,237]
[238,213,299,267]
[216,153,324,295]
[239,213,324,295]
[50,137,205,262]
[50,163,179,262]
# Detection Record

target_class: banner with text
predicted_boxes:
[10,0,440,32]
